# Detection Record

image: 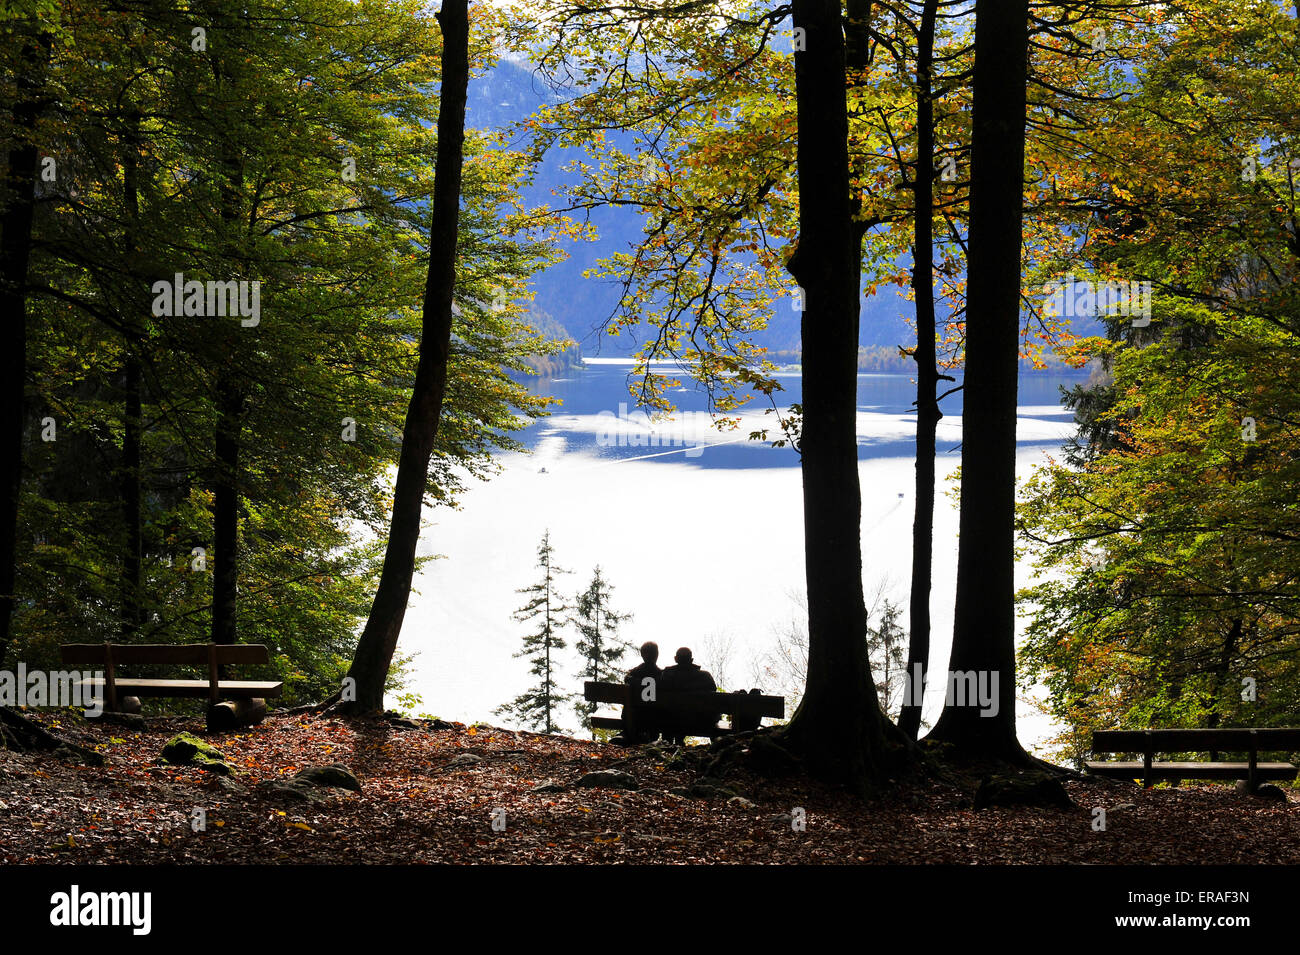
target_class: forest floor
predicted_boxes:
[2,709,1297,864]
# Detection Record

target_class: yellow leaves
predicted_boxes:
[288,821,313,831]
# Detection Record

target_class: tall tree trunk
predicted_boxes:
[340,0,470,714]
[925,0,1030,761]
[120,112,144,639]
[897,0,940,741]
[0,37,46,666]
[210,375,242,645]
[777,0,899,793]
[121,355,144,637]
[209,46,247,649]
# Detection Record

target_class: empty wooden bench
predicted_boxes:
[60,642,283,730]
[583,681,784,742]
[1087,728,1300,790]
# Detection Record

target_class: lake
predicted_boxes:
[400,358,1090,752]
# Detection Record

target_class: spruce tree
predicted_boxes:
[572,565,632,736]
[495,531,573,734]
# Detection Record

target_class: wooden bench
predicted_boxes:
[59,642,283,730]
[1087,728,1300,790]
[583,681,784,742]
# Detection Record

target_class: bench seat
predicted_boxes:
[73,677,283,699]
[1085,760,1297,781]
[1088,727,1300,789]
[583,681,784,741]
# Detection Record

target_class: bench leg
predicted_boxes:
[207,698,267,732]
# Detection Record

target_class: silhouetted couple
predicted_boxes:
[621,642,718,745]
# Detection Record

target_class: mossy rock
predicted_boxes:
[160,732,235,775]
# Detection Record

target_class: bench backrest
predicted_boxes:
[583,681,784,718]
[60,643,270,666]
[1092,728,1300,753]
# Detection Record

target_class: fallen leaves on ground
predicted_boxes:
[0,711,1296,864]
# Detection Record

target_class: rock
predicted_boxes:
[260,779,330,804]
[293,764,361,792]
[727,796,757,810]
[259,764,361,803]
[98,711,145,730]
[1111,802,1138,812]
[118,696,143,715]
[53,743,105,767]
[208,775,247,795]
[667,786,692,797]
[390,717,422,729]
[575,769,639,790]
[529,779,566,793]
[446,753,483,768]
[160,733,234,775]
[687,781,738,800]
[974,772,1074,810]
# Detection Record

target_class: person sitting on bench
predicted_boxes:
[618,641,663,744]
[659,647,719,744]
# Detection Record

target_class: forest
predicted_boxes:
[0,0,1297,900]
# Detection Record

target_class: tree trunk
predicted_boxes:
[210,375,242,645]
[120,112,144,639]
[340,0,470,714]
[210,55,246,649]
[121,354,144,637]
[777,0,899,793]
[925,0,1030,762]
[898,0,940,741]
[0,37,46,667]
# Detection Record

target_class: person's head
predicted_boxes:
[675,647,693,665]
[640,641,659,664]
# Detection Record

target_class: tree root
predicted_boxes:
[0,707,104,765]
